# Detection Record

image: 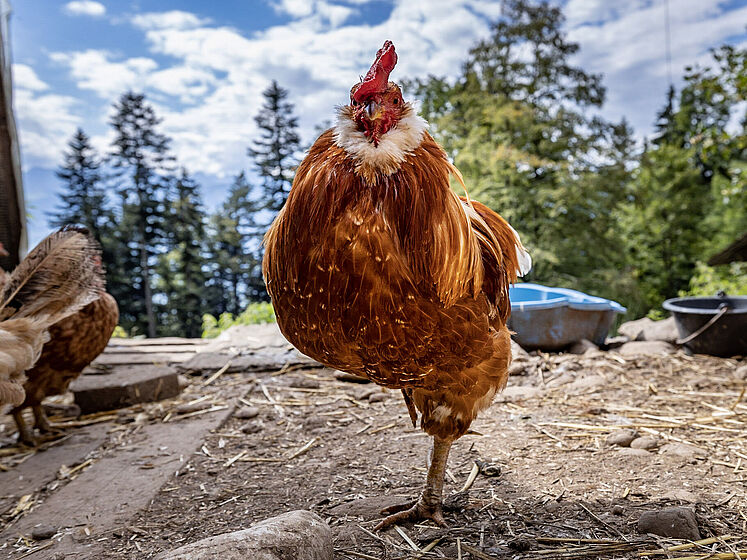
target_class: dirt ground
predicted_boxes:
[2,346,746,559]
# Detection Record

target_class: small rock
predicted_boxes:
[443,491,470,511]
[31,524,57,540]
[155,510,333,560]
[241,422,263,434]
[235,406,260,419]
[735,365,747,380]
[611,505,624,516]
[176,401,213,414]
[638,507,700,540]
[618,448,651,457]
[477,461,501,477]
[567,374,606,393]
[290,378,320,389]
[568,339,598,355]
[367,392,386,403]
[617,341,676,357]
[630,436,660,450]
[603,336,628,349]
[662,489,700,503]
[618,317,678,343]
[660,443,704,460]
[606,429,638,447]
[544,501,561,514]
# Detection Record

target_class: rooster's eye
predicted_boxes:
[351,99,359,106]
[393,98,399,105]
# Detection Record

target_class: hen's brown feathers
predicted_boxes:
[0,227,104,324]
[18,293,119,409]
[0,228,106,406]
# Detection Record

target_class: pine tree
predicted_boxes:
[159,169,208,338]
[248,80,301,216]
[50,128,109,240]
[205,172,263,315]
[652,85,679,147]
[109,91,174,337]
[50,128,122,301]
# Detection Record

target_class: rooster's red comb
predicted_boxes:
[353,41,397,103]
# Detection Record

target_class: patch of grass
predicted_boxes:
[202,302,276,338]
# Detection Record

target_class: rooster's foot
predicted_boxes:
[374,498,446,530]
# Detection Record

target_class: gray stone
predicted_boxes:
[179,352,234,374]
[618,317,678,344]
[235,406,260,419]
[638,507,700,540]
[618,448,652,457]
[367,392,386,403]
[334,371,370,383]
[155,510,332,560]
[603,336,628,349]
[662,489,700,503]
[71,365,180,414]
[606,429,638,447]
[617,341,676,356]
[660,443,704,459]
[31,524,57,540]
[630,436,660,450]
[568,339,598,355]
[736,365,747,380]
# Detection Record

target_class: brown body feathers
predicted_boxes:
[264,123,528,439]
[0,227,105,406]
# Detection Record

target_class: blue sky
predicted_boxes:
[9,0,747,246]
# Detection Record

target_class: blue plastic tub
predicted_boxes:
[508,283,627,350]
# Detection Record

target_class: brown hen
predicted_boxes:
[12,293,118,445]
[263,41,531,529]
[0,228,105,409]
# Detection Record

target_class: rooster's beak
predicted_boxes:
[365,101,380,120]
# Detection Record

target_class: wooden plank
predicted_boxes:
[91,353,193,366]
[103,345,200,354]
[107,337,208,346]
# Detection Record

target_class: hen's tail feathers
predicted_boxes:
[0,227,105,325]
[0,318,49,405]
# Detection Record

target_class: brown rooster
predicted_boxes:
[264,41,530,529]
[0,228,105,410]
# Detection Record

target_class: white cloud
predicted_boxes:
[565,0,747,137]
[63,1,106,17]
[12,64,48,91]
[13,88,81,170]
[25,0,747,179]
[51,50,158,99]
[131,10,210,31]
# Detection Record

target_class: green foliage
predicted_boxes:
[201,303,276,338]
[411,0,636,307]
[681,262,747,297]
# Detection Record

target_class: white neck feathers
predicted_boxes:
[332,103,428,180]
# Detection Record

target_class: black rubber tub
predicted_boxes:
[663,295,747,357]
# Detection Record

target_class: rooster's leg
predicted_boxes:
[375,436,453,530]
[12,409,36,446]
[32,405,55,433]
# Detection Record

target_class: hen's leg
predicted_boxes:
[375,436,452,530]
[12,409,36,446]
[32,405,55,433]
